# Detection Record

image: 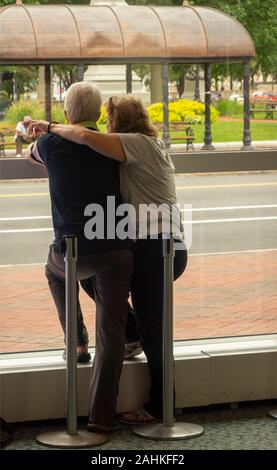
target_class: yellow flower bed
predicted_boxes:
[148,99,219,124]
[97,105,108,125]
[97,99,219,126]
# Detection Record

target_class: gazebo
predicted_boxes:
[0,0,256,150]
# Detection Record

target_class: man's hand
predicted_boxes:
[28,120,50,136]
[26,134,36,143]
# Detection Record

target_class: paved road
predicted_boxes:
[1,172,277,265]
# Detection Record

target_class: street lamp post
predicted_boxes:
[242,61,254,150]
[202,64,215,150]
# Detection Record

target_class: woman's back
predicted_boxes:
[118,132,181,238]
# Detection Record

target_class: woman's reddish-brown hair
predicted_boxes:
[106,94,158,137]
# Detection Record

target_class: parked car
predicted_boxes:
[251,92,277,102]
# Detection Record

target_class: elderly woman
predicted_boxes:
[30,94,188,424]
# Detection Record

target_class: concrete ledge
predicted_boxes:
[171,150,277,173]
[0,150,277,179]
[0,158,47,179]
[1,335,276,422]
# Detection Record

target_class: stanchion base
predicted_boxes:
[36,430,108,448]
[133,422,204,440]
[268,409,277,419]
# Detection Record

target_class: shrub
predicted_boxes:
[5,100,44,123]
[97,99,220,127]
[5,100,67,124]
[215,99,243,117]
[148,99,219,124]
[0,90,9,99]
[52,104,66,123]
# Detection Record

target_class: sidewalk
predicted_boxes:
[3,140,277,158]
[170,140,277,153]
[1,250,277,353]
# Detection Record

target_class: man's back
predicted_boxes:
[37,133,126,254]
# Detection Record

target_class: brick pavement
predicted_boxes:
[1,251,277,353]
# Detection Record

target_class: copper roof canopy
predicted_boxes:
[0,3,255,64]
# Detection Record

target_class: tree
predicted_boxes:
[0,65,38,100]
[189,0,277,79]
[129,1,188,97]
[128,1,181,5]
[0,1,90,97]
[169,65,192,98]
[130,0,277,83]
[0,1,89,5]
[2,0,276,87]
[53,65,88,91]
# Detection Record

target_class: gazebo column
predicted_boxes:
[151,65,163,104]
[202,64,215,150]
[77,63,84,82]
[126,64,132,94]
[162,63,170,149]
[38,66,45,103]
[44,65,52,122]
[242,61,253,150]
[194,65,201,101]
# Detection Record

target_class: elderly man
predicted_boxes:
[15,115,33,158]
[27,82,133,433]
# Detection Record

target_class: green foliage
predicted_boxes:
[52,104,67,123]
[130,0,277,79]
[0,1,89,5]
[1,0,276,87]
[189,0,277,78]
[0,89,9,99]
[211,63,243,88]
[133,65,150,81]
[0,66,38,100]
[133,64,192,98]
[148,99,219,124]
[5,100,44,123]
[53,65,88,91]
[4,99,66,123]
[215,100,243,117]
[98,98,219,126]
[128,1,181,5]
[190,120,277,144]
[169,65,192,98]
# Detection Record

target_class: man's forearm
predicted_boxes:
[26,143,44,166]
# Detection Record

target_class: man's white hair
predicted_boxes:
[64,82,102,124]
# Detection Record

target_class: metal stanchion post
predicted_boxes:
[268,409,277,419]
[134,236,204,440]
[37,236,107,448]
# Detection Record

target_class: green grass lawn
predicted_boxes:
[100,121,277,143]
[1,120,276,153]
[162,121,277,144]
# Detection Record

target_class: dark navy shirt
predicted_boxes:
[32,129,130,254]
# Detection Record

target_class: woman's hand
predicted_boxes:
[29,121,126,162]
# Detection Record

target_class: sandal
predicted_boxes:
[118,408,157,425]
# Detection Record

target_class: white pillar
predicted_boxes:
[151,65,163,104]
[37,66,45,103]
